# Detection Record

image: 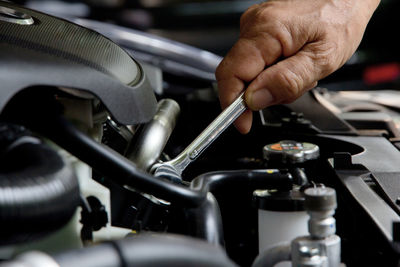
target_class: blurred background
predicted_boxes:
[16,0,400,91]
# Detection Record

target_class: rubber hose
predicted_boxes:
[54,233,238,267]
[2,91,206,208]
[186,170,292,245]
[251,243,291,267]
[25,114,206,207]
[0,124,80,245]
[191,169,293,194]
[0,233,238,267]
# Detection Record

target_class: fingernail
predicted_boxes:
[248,89,274,110]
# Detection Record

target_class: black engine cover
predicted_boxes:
[0,1,156,124]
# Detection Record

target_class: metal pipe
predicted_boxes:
[128,98,180,171]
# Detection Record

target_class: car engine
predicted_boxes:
[1,1,400,267]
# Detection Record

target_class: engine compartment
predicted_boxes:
[1,1,400,267]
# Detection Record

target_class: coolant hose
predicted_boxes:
[7,102,207,208]
[0,123,80,245]
[191,169,293,193]
[42,115,206,207]
[187,170,293,245]
[0,233,238,267]
[5,92,291,210]
[4,94,292,247]
[251,243,291,267]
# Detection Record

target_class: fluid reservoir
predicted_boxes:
[254,189,309,253]
[255,140,320,266]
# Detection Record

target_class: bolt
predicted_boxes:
[299,246,319,258]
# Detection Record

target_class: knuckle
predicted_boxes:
[307,42,340,76]
[240,4,261,30]
[275,70,303,102]
[239,13,248,29]
[254,4,282,26]
[256,6,274,21]
[240,8,252,28]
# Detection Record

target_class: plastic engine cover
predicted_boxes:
[0,1,157,125]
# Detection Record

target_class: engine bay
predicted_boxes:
[1,1,400,266]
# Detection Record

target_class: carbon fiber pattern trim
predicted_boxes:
[0,1,140,85]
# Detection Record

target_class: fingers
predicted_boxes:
[245,46,327,110]
[216,0,380,135]
[217,71,253,134]
[233,109,253,134]
[216,36,283,133]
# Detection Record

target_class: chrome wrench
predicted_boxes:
[151,92,247,179]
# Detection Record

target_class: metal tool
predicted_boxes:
[151,92,247,179]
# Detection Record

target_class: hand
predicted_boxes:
[216,0,380,134]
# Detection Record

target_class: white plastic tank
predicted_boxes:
[255,189,309,267]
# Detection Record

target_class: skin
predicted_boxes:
[216,0,381,134]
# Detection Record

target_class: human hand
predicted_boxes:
[216,0,380,134]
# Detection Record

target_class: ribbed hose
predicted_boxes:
[0,233,238,267]
[2,92,291,247]
[0,123,80,245]
[1,90,206,208]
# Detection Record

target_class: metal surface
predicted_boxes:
[152,92,247,177]
[0,6,34,25]
[291,187,341,267]
[305,187,337,239]
[263,140,320,164]
[291,235,341,267]
[129,99,180,171]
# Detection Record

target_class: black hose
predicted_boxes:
[186,170,292,244]
[191,169,293,193]
[0,123,80,245]
[45,115,206,207]
[55,233,238,267]
[185,192,225,246]
[2,91,207,208]
[3,92,291,231]
[34,116,292,209]
[0,233,238,267]
[251,242,291,267]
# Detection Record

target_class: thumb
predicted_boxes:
[245,48,325,110]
